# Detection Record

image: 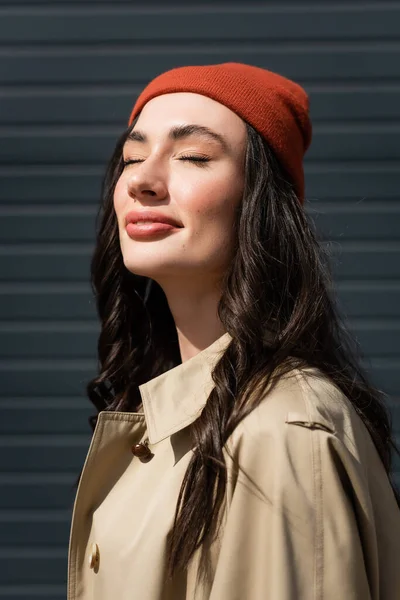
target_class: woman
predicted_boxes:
[68,63,400,599]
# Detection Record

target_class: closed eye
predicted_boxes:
[122,155,211,167]
[179,155,210,164]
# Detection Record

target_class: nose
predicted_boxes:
[126,161,168,202]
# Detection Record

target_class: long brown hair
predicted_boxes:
[86,120,399,576]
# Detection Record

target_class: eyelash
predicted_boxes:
[122,155,210,168]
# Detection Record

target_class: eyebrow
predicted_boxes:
[124,123,230,153]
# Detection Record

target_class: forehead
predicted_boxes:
[133,92,247,148]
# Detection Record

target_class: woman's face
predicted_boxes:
[113,92,247,286]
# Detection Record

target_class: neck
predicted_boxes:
[156,275,226,363]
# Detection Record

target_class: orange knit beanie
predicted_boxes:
[128,62,312,203]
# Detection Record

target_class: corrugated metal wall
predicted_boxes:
[0,1,399,597]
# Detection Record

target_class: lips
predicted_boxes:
[125,210,182,228]
[124,210,183,240]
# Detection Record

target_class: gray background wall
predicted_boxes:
[0,1,399,598]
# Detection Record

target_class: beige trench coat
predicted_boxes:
[68,332,400,599]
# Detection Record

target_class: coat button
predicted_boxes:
[88,543,100,570]
[131,441,152,461]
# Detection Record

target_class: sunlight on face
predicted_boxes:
[113,92,247,288]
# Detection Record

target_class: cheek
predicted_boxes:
[113,177,127,222]
[178,173,242,231]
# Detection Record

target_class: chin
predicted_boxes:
[123,261,158,278]
[121,256,173,280]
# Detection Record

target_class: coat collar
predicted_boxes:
[138,332,232,444]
